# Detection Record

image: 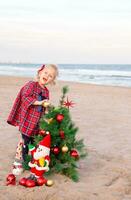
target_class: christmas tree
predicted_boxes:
[24,86,87,182]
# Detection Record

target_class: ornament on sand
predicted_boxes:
[19,176,47,187]
[19,177,27,186]
[25,179,36,188]
[6,174,16,186]
[46,179,54,187]
[36,177,47,186]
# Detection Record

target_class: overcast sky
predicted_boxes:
[0,0,131,64]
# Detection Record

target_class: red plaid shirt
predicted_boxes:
[7,81,49,137]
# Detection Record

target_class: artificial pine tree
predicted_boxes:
[34,86,87,182]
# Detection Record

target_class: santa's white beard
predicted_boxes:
[34,146,50,160]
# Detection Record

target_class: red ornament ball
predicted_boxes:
[70,150,79,159]
[53,147,60,155]
[6,174,16,186]
[56,114,64,122]
[39,129,46,136]
[25,179,36,187]
[59,130,65,139]
[36,177,47,186]
[19,177,27,186]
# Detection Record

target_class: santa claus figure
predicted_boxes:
[19,132,51,187]
[28,132,51,178]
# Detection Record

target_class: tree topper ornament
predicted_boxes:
[63,97,75,109]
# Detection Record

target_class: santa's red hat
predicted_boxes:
[39,133,51,149]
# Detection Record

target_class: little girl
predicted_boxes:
[7,64,58,175]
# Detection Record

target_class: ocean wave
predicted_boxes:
[59,69,131,78]
[0,65,37,71]
[0,64,131,87]
[1,64,131,78]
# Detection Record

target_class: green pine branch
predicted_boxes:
[59,86,69,106]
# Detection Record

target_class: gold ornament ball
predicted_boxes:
[43,101,50,107]
[62,145,68,153]
[46,179,54,187]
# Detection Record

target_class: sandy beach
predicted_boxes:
[1,75,131,200]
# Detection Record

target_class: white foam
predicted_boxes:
[59,69,131,77]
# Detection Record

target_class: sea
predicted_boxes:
[0,63,131,88]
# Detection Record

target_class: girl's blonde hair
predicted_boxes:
[36,64,59,85]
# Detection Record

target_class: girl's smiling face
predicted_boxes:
[38,65,56,86]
